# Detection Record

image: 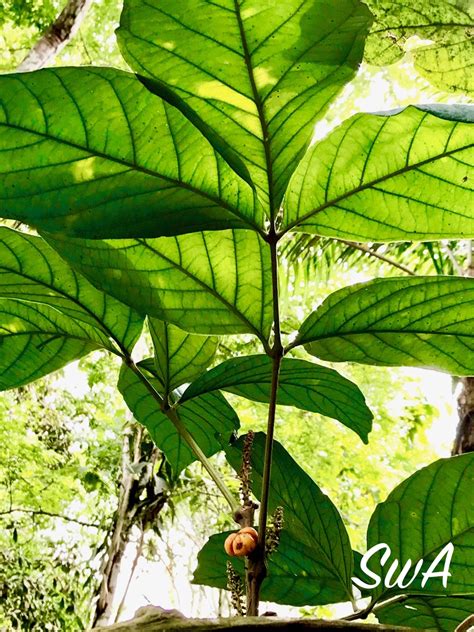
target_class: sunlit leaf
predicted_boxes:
[181,355,372,442]
[149,319,218,393]
[0,299,104,390]
[295,276,474,376]
[118,0,372,210]
[0,68,261,237]
[44,230,273,339]
[365,453,474,603]
[365,0,474,95]
[283,106,474,240]
[0,227,143,352]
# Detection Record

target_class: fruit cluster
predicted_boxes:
[224,527,258,557]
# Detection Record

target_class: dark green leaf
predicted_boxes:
[364,0,474,95]
[376,595,474,632]
[366,453,474,602]
[118,0,372,209]
[181,355,372,442]
[0,299,101,390]
[0,68,261,237]
[193,530,353,606]
[226,432,354,602]
[44,230,273,338]
[149,319,218,393]
[118,362,239,473]
[0,227,143,352]
[295,276,474,376]
[283,106,474,240]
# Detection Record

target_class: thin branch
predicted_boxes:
[343,591,474,622]
[465,239,474,276]
[0,507,103,528]
[443,241,464,276]
[18,0,94,71]
[337,240,417,276]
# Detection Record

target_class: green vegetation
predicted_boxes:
[0,0,473,629]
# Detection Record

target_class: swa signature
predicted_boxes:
[352,542,454,590]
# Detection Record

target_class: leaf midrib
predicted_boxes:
[0,121,261,234]
[233,0,275,215]
[0,328,104,349]
[299,328,474,347]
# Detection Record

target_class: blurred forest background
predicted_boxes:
[0,1,472,629]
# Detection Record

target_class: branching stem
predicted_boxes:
[126,359,238,513]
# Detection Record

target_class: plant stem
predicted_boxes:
[126,359,238,513]
[247,231,283,616]
[166,406,238,511]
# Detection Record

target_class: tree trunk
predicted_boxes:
[452,245,474,455]
[91,425,169,627]
[453,377,474,454]
[92,425,144,626]
[18,0,93,71]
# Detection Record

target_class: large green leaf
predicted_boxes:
[295,276,474,376]
[193,530,353,607]
[118,0,372,210]
[365,453,474,603]
[0,299,104,390]
[44,230,273,339]
[149,319,218,393]
[225,433,354,603]
[376,595,474,632]
[0,227,143,352]
[364,0,474,95]
[283,106,474,240]
[118,362,239,474]
[0,68,261,237]
[181,355,372,442]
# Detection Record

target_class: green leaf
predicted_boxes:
[149,318,218,393]
[283,106,474,240]
[366,453,474,603]
[118,0,372,210]
[376,595,474,632]
[118,362,239,474]
[364,0,474,95]
[295,276,474,376]
[0,299,103,390]
[181,355,372,442]
[0,227,143,352]
[193,530,353,607]
[226,432,354,602]
[0,67,261,237]
[44,230,273,339]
